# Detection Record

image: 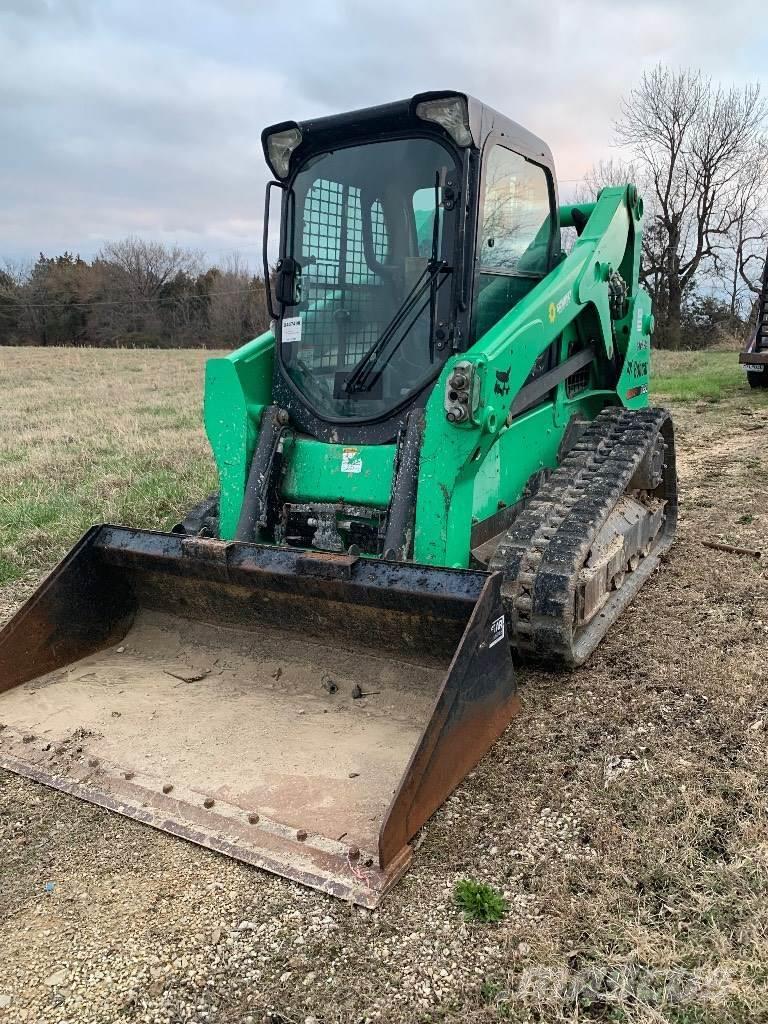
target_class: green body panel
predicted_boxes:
[205,332,396,536]
[616,290,653,409]
[204,332,274,540]
[470,402,559,523]
[468,395,603,526]
[281,438,396,506]
[204,184,652,565]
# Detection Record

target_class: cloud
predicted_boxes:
[0,0,765,264]
[0,0,90,21]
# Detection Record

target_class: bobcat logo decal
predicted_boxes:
[494,366,511,396]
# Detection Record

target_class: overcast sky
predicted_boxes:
[1,0,766,268]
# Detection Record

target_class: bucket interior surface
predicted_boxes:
[0,608,447,854]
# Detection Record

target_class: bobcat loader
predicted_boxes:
[0,92,677,905]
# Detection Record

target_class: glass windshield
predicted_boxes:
[279,137,458,421]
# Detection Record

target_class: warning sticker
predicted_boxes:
[282,316,302,344]
[489,615,506,648]
[341,447,363,474]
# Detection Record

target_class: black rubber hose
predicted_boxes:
[382,410,424,560]
[235,406,287,543]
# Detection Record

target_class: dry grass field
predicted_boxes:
[1,345,767,1024]
[0,347,217,598]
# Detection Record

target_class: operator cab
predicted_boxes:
[262,91,560,443]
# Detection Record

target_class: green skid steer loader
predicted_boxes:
[0,92,677,906]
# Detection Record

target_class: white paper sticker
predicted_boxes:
[282,316,302,344]
[489,615,506,647]
[341,447,363,474]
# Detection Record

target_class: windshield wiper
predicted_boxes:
[344,262,450,394]
[345,174,450,395]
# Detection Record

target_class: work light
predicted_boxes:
[415,96,473,147]
[265,125,303,178]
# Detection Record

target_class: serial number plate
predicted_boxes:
[745,364,765,373]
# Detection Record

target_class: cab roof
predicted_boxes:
[262,90,555,179]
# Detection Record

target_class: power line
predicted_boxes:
[2,241,267,265]
[3,284,267,312]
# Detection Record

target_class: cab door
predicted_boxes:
[471,144,557,344]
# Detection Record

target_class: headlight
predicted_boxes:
[415,96,472,147]
[265,126,303,178]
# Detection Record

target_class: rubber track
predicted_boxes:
[489,406,677,666]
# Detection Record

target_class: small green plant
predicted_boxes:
[454,878,508,923]
[737,514,754,524]
[480,977,502,1003]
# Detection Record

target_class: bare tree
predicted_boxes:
[733,142,768,313]
[98,238,202,299]
[723,140,768,319]
[614,66,767,348]
[207,254,270,347]
[92,238,203,345]
[576,157,642,203]
[1,258,32,287]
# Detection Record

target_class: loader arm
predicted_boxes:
[414,184,652,566]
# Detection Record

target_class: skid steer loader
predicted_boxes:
[0,92,677,906]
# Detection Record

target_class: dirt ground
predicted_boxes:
[1,352,768,1023]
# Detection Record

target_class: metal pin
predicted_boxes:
[296,829,308,842]
[162,784,174,794]
[248,813,260,825]
[351,685,380,700]
[204,797,215,809]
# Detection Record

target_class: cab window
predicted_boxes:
[473,146,554,341]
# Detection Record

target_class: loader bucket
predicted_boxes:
[0,526,517,906]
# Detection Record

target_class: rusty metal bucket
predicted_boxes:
[0,526,517,906]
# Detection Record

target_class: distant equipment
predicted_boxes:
[739,247,768,388]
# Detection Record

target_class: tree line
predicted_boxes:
[0,239,270,348]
